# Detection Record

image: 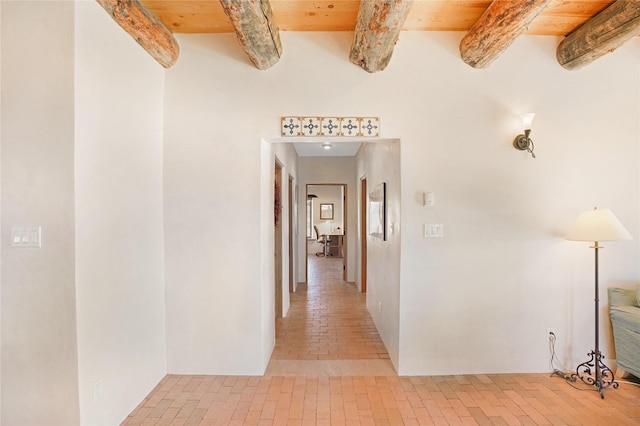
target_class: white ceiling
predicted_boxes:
[293,141,362,157]
[269,136,397,157]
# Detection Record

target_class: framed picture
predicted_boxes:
[320,203,334,220]
[369,182,386,240]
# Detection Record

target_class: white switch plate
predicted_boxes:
[424,224,444,238]
[11,226,42,248]
[93,379,103,401]
[424,192,434,206]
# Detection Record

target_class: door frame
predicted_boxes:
[274,160,283,319]
[288,175,295,293]
[360,176,367,293]
[305,183,348,282]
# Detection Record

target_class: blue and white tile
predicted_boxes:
[320,117,340,136]
[360,117,380,136]
[340,117,360,136]
[281,117,301,136]
[301,117,322,136]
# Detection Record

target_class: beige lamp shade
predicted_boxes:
[566,207,633,242]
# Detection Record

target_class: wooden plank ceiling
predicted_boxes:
[141,0,613,35]
[100,0,640,72]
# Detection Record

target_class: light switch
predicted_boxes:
[424,224,444,238]
[11,226,41,248]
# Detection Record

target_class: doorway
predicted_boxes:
[305,184,347,282]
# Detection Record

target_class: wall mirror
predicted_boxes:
[369,182,386,240]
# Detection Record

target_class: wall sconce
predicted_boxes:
[322,142,332,150]
[513,112,536,158]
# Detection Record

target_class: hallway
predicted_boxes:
[265,256,394,376]
[122,258,640,425]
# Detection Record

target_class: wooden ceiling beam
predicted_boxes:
[97,0,180,68]
[460,0,552,69]
[557,1,640,70]
[219,0,282,70]
[349,0,413,73]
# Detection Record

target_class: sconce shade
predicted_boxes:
[520,112,535,130]
[513,112,536,158]
[566,207,632,242]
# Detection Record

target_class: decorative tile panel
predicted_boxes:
[301,117,321,136]
[360,117,380,136]
[340,117,360,136]
[281,117,301,136]
[280,116,380,137]
[321,117,340,136]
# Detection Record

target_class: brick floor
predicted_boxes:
[123,373,640,425]
[271,256,389,361]
[122,256,640,425]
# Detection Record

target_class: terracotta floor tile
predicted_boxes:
[122,256,640,425]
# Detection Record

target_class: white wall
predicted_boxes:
[298,157,357,283]
[356,140,402,370]
[163,35,267,375]
[394,34,640,375]
[164,31,639,376]
[1,3,4,420]
[74,2,167,424]
[310,185,343,234]
[1,2,80,424]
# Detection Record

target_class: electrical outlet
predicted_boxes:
[546,328,556,342]
[93,379,103,401]
[378,301,382,314]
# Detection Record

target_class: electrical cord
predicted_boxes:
[547,332,601,394]
[548,331,572,379]
[618,380,640,388]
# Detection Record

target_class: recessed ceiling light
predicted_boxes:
[322,142,332,150]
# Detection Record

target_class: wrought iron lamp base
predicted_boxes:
[570,349,618,399]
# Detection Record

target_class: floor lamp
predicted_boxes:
[566,207,632,398]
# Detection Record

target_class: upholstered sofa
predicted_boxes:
[609,284,640,379]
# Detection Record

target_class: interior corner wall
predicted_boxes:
[1,2,80,424]
[297,157,357,283]
[355,141,402,371]
[74,2,167,424]
[259,141,276,367]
